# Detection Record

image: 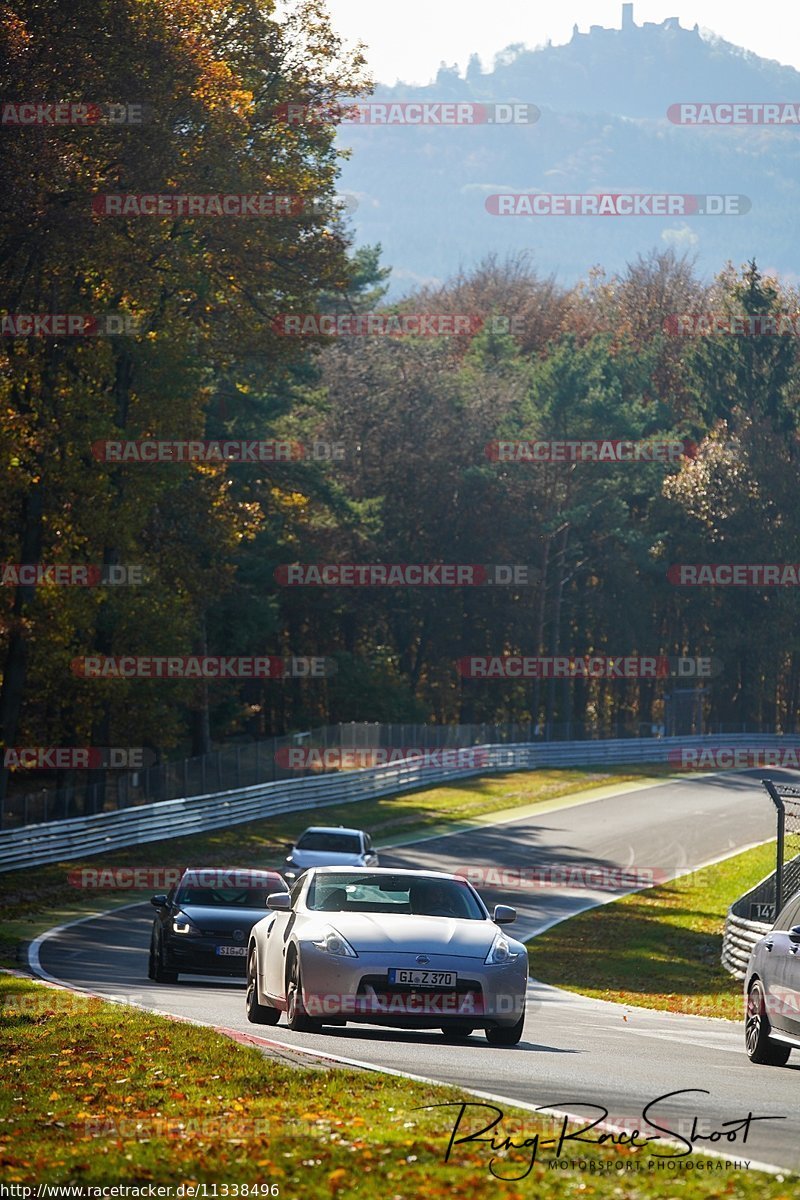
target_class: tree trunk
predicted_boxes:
[0,483,44,824]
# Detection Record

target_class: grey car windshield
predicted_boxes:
[306,873,485,919]
[296,831,362,853]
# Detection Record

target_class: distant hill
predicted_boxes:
[335,4,800,296]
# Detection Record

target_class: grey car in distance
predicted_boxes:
[246,866,528,1045]
[744,888,800,1064]
[282,825,378,882]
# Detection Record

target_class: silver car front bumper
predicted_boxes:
[298,944,528,1027]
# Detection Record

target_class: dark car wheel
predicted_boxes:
[745,980,791,1065]
[486,1011,525,1046]
[246,949,281,1025]
[441,1025,475,1040]
[286,952,321,1032]
[152,933,178,984]
[147,929,157,980]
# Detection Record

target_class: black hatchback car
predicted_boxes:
[148,867,288,983]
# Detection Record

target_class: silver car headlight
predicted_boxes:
[485,931,519,965]
[172,911,202,936]
[311,927,358,957]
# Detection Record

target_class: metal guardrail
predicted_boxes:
[6,718,788,831]
[3,733,799,873]
[721,873,776,980]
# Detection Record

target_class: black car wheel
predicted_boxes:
[152,932,178,984]
[246,949,280,1025]
[286,952,321,1032]
[485,1011,525,1046]
[745,979,791,1065]
[147,929,157,980]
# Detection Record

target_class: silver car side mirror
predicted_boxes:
[493,904,517,925]
[267,893,292,910]
[789,924,800,944]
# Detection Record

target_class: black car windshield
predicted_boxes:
[176,886,280,908]
[296,832,362,853]
[306,873,486,919]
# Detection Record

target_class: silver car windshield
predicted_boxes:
[306,873,485,919]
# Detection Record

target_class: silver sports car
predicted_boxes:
[246,866,528,1044]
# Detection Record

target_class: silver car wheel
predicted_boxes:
[745,982,762,1056]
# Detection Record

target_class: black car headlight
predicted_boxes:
[172,911,203,936]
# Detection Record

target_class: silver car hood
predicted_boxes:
[316,912,497,958]
[291,849,364,867]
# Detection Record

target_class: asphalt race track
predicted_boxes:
[32,770,800,1173]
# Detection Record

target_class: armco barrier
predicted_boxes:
[1,734,798,873]
[721,872,776,981]
[721,855,800,981]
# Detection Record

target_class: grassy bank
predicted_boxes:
[0,975,793,1195]
[0,765,670,968]
[528,840,777,1020]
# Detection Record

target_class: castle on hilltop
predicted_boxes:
[571,3,700,40]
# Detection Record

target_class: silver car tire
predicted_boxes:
[441,1025,475,1040]
[246,949,280,1025]
[485,1010,525,1046]
[286,950,322,1033]
[745,979,791,1066]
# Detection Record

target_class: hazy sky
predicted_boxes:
[323,2,800,84]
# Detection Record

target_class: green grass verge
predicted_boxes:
[0,975,794,1194]
[527,840,778,1021]
[0,766,670,968]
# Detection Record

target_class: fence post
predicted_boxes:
[763,779,785,916]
